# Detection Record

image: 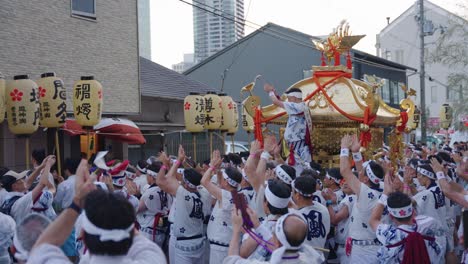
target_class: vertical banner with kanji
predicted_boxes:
[6,75,40,135]
[37,73,67,128]
[73,76,103,127]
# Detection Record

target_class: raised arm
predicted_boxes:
[34,159,96,248]
[245,140,263,193]
[370,172,392,231]
[264,83,285,109]
[156,150,180,196]
[340,135,361,196]
[31,156,56,202]
[350,135,363,174]
[25,160,46,189]
[431,158,468,208]
[201,150,223,201]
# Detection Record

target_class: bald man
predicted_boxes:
[224,211,324,264]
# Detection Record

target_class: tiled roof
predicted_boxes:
[140,57,214,99]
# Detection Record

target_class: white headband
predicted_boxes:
[275,165,293,185]
[270,213,305,264]
[286,92,302,99]
[13,233,29,261]
[146,169,158,178]
[136,164,147,173]
[112,175,126,187]
[326,172,340,184]
[125,171,136,180]
[363,161,381,184]
[291,179,313,197]
[265,184,290,208]
[388,204,413,218]
[222,169,240,188]
[183,173,197,189]
[417,167,435,179]
[82,213,134,242]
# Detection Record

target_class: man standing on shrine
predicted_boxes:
[264,84,311,171]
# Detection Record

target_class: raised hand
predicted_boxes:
[209,150,223,169]
[350,134,361,153]
[264,83,275,93]
[246,207,261,229]
[231,209,243,232]
[341,134,352,149]
[383,170,393,195]
[158,152,171,168]
[264,135,277,153]
[250,140,263,156]
[178,145,186,162]
[430,157,444,173]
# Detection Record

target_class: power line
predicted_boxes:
[180,0,413,74]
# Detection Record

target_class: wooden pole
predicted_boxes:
[86,130,90,159]
[231,134,235,153]
[193,133,197,163]
[222,132,226,154]
[209,131,213,154]
[55,129,62,175]
[25,137,30,170]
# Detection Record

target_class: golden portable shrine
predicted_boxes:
[240,21,419,168]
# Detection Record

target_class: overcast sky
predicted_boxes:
[150,0,463,68]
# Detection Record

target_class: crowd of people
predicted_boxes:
[0,136,466,264]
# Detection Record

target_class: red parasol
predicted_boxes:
[63,118,146,145]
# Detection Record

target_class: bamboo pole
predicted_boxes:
[25,137,30,170]
[55,129,62,175]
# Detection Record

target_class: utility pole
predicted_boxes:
[419,0,427,143]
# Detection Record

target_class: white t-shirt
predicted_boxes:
[375,215,446,264]
[173,185,208,238]
[335,194,356,244]
[137,185,173,229]
[207,190,234,245]
[293,202,330,249]
[28,234,167,264]
[10,191,56,222]
[283,101,307,143]
[54,175,76,210]
[240,186,256,212]
[413,184,448,231]
[348,183,381,240]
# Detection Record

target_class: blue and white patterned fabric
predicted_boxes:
[375,215,446,264]
[283,102,307,143]
[0,212,15,262]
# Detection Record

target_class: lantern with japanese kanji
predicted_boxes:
[0,74,5,124]
[204,92,222,130]
[6,75,40,135]
[241,103,255,133]
[228,99,239,134]
[439,103,453,130]
[73,76,103,128]
[184,92,205,133]
[36,72,67,127]
[219,93,236,132]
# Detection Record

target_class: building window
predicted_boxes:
[381,79,390,103]
[71,0,96,19]
[431,86,437,103]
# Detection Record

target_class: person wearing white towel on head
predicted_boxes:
[109,160,140,212]
[10,213,50,264]
[0,212,15,264]
[224,211,323,264]
[28,159,166,264]
[202,150,243,264]
[134,160,150,195]
[137,162,173,247]
[157,146,210,264]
